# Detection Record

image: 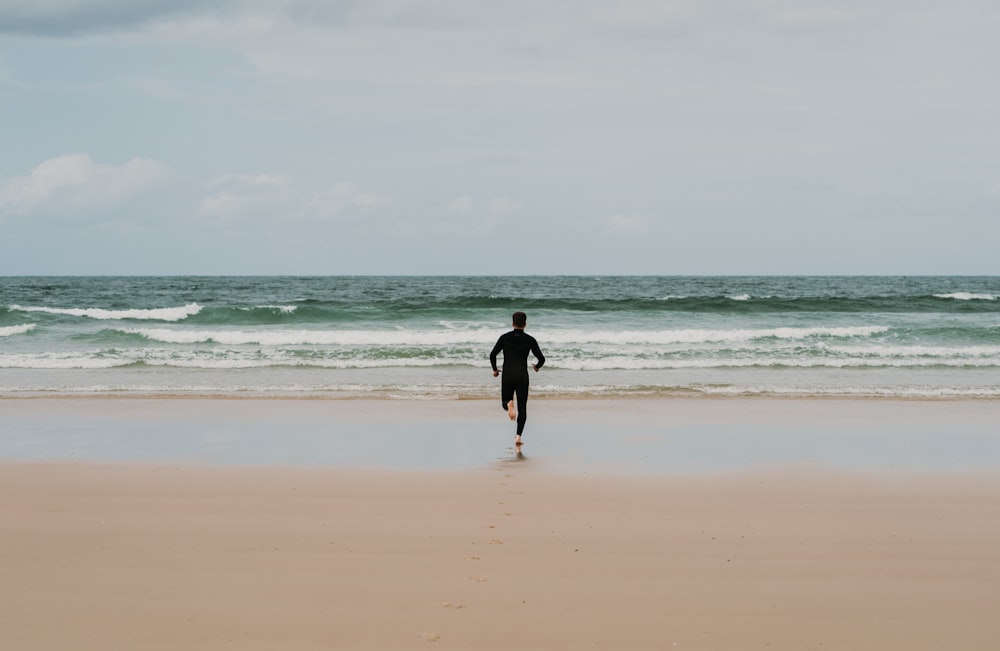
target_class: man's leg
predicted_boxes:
[501,374,517,421]
[514,378,529,437]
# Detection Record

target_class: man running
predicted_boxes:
[490,311,545,446]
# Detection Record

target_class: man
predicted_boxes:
[490,311,545,446]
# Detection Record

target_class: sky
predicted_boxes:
[1,0,998,275]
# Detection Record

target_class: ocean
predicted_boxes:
[1,276,999,399]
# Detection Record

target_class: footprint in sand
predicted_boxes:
[466,555,480,560]
[437,601,465,609]
[489,538,503,544]
[419,633,441,642]
[468,575,489,582]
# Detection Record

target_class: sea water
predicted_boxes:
[1,276,998,398]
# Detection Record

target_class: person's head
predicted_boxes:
[512,311,527,329]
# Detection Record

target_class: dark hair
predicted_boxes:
[512,311,527,328]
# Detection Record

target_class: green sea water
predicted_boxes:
[2,276,999,398]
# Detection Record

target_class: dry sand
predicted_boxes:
[3,458,999,650]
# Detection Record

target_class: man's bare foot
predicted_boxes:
[515,434,522,446]
[507,400,516,421]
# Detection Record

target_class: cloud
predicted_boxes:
[199,173,288,219]
[0,153,168,218]
[199,175,386,222]
[298,182,387,220]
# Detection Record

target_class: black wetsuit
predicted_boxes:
[490,329,545,436]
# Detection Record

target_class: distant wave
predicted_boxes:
[238,305,298,314]
[691,385,1000,398]
[544,326,890,345]
[826,343,1000,357]
[552,357,1000,371]
[933,292,998,301]
[0,324,36,337]
[10,303,202,321]
[3,350,998,370]
[3,381,997,399]
[118,325,890,347]
[0,353,130,369]
[122,328,489,346]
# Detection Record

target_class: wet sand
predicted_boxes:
[2,398,999,649]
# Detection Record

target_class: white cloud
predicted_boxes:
[199,173,289,219]
[298,182,387,219]
[199,175,386,222]
[0,153,168,217]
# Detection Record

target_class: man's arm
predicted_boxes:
[531,337,545,370]
[489,335,504,373]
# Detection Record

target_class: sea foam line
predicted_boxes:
[539,326,890,345]
[122,328,479,346]
[120,325,891,347]
[933,292,998,301]
[5,349,997,370]
[0,324,36,337]
[238,305,298,313]
[10,303,203,321]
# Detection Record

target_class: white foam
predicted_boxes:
[0,324,36,337]
[117,324,891,347]
[542,325,890,345]
[933,292,998,301]
[6,347,994,371]
[240,305,298,313]
[549,356,1000,371]
[695,384,1000,398]
[729,294,751,301]
[827,344,1000,358]
[144,357,454,370]
[10,303,202,321]
[0,353,129,369]
[123,328,473,346]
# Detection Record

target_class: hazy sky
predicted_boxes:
[1,1,998,275]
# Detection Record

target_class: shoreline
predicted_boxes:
[4,396,999,473]
[3,391,999,401]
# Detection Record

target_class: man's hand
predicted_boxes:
[493,370,500,377]
[532,365,540,372]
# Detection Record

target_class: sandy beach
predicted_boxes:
[2,398,999,649]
